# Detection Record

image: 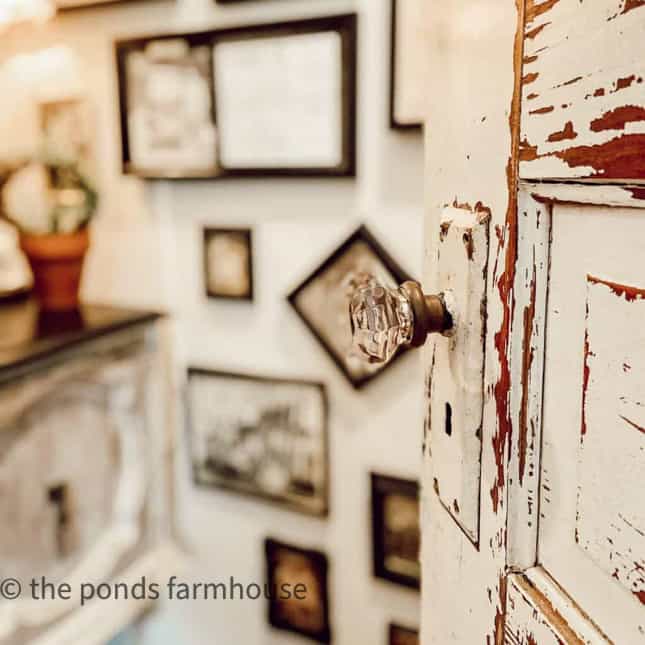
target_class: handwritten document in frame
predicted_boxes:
[213,31,343,171]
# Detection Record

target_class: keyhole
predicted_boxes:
[445,402,453,436]
[48,483,71,557]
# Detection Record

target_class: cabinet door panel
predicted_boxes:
[539,202,645,643]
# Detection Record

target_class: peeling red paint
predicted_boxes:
[452,197,474,211]
[523,72,539,85]
[554,133,645,178]
[614,74,637,91]
[463,231,474,260]
[594,88,606,97]
[526,0,561,24]
[524,54,538,64]
[494,575,507,645]
[590,105,645,132]
[559,75,583,88]
[547,121,577,142]
[622,0,645,15]
[628,187,645,200]
[588,275,645,302]
[525,22,549,40]
[619,415,645,435]
[529,105,555,115]
[526,92,539,100]
[519,138,540,162]
[635,590,645,605]
[580,303,591,438]
[453,499,460,513]
[518,260,537,485]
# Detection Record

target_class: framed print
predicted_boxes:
[116,34,218,178]
[389,623,419,645]
[116,14,356,179]
[287,225,412,389]
[203,227,253,300]
[390,0,426,129]
[371,473,420,589]
[212,14,357,176]
[265,538,331,643]
[187,368,329,516]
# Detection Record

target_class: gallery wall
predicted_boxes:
[0,0,425,643]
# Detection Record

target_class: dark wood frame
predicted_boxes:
[389,0,423,130]
[389,623,419,644]
[202,227,254,301]
[265,538,331,644]
[287,224,412,389]
[56,0,170,12]
[115,14,357,179]
[186,368,330,517]
[371,473,420,590]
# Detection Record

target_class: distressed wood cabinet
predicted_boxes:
[421,1,645,643]
[0,302,177,645]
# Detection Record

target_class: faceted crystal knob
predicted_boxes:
[348,274,453,364]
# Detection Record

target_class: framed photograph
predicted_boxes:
[265,538,331,643]
[116,14,357,179]
[203,227,253,300]
[212,14,357,176]
[116,33,219,178]
[186,368,329,516]
[390,0,426,129]
[389,623,419,645]
[287,225,412,389]
[371,473,420,589]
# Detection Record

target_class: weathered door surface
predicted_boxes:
[421,1,645,643]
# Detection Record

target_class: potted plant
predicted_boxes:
[1,158,97,310]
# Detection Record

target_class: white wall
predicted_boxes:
[0,1,424,643]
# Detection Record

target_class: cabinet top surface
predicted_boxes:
[0,299,162,375]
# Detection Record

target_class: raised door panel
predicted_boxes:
[539,202,645,643]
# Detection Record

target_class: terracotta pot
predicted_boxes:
[20,229,90,311]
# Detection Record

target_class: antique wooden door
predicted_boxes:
[420,1,645,643]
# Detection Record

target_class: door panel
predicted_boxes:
[519,0,645,180]
[539,202,645,642]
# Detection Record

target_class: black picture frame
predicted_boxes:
[389,623,419,645]
[115,13,357,179]
[186,368,329,517]
[202,227,254,301]
[390,0,423,130]
[265,538,331,644]
[287,225,413,389]
[371,473,420,590]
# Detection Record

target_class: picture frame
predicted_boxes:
[202,227,254,301]
[186,368,329,517]
[371,473,420,590]
[115,14,357,179]
[287,225,412,389]
[389,623,419,645]
[115,32,219,178]
[265,538,331,644]
[390,0,425,129]
[55,0,160,11]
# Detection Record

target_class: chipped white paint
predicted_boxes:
[428,205,489,544]
[520,0,645,180]
[505,570,610,644]
[506,190,550,571]
[577,276,645,606]
[540,202,645,642]
[420,0,521,641]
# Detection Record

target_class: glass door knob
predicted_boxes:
[348,275,453,364]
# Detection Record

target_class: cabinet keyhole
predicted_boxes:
[445,402,453,437]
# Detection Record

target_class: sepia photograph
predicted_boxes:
[203,227,253,300]
[288,225,412,389]
[186,369,328,516]
[116,35,218,178]
[265,538,331,643]
[371,473,420,590]
[389,623,419,645]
